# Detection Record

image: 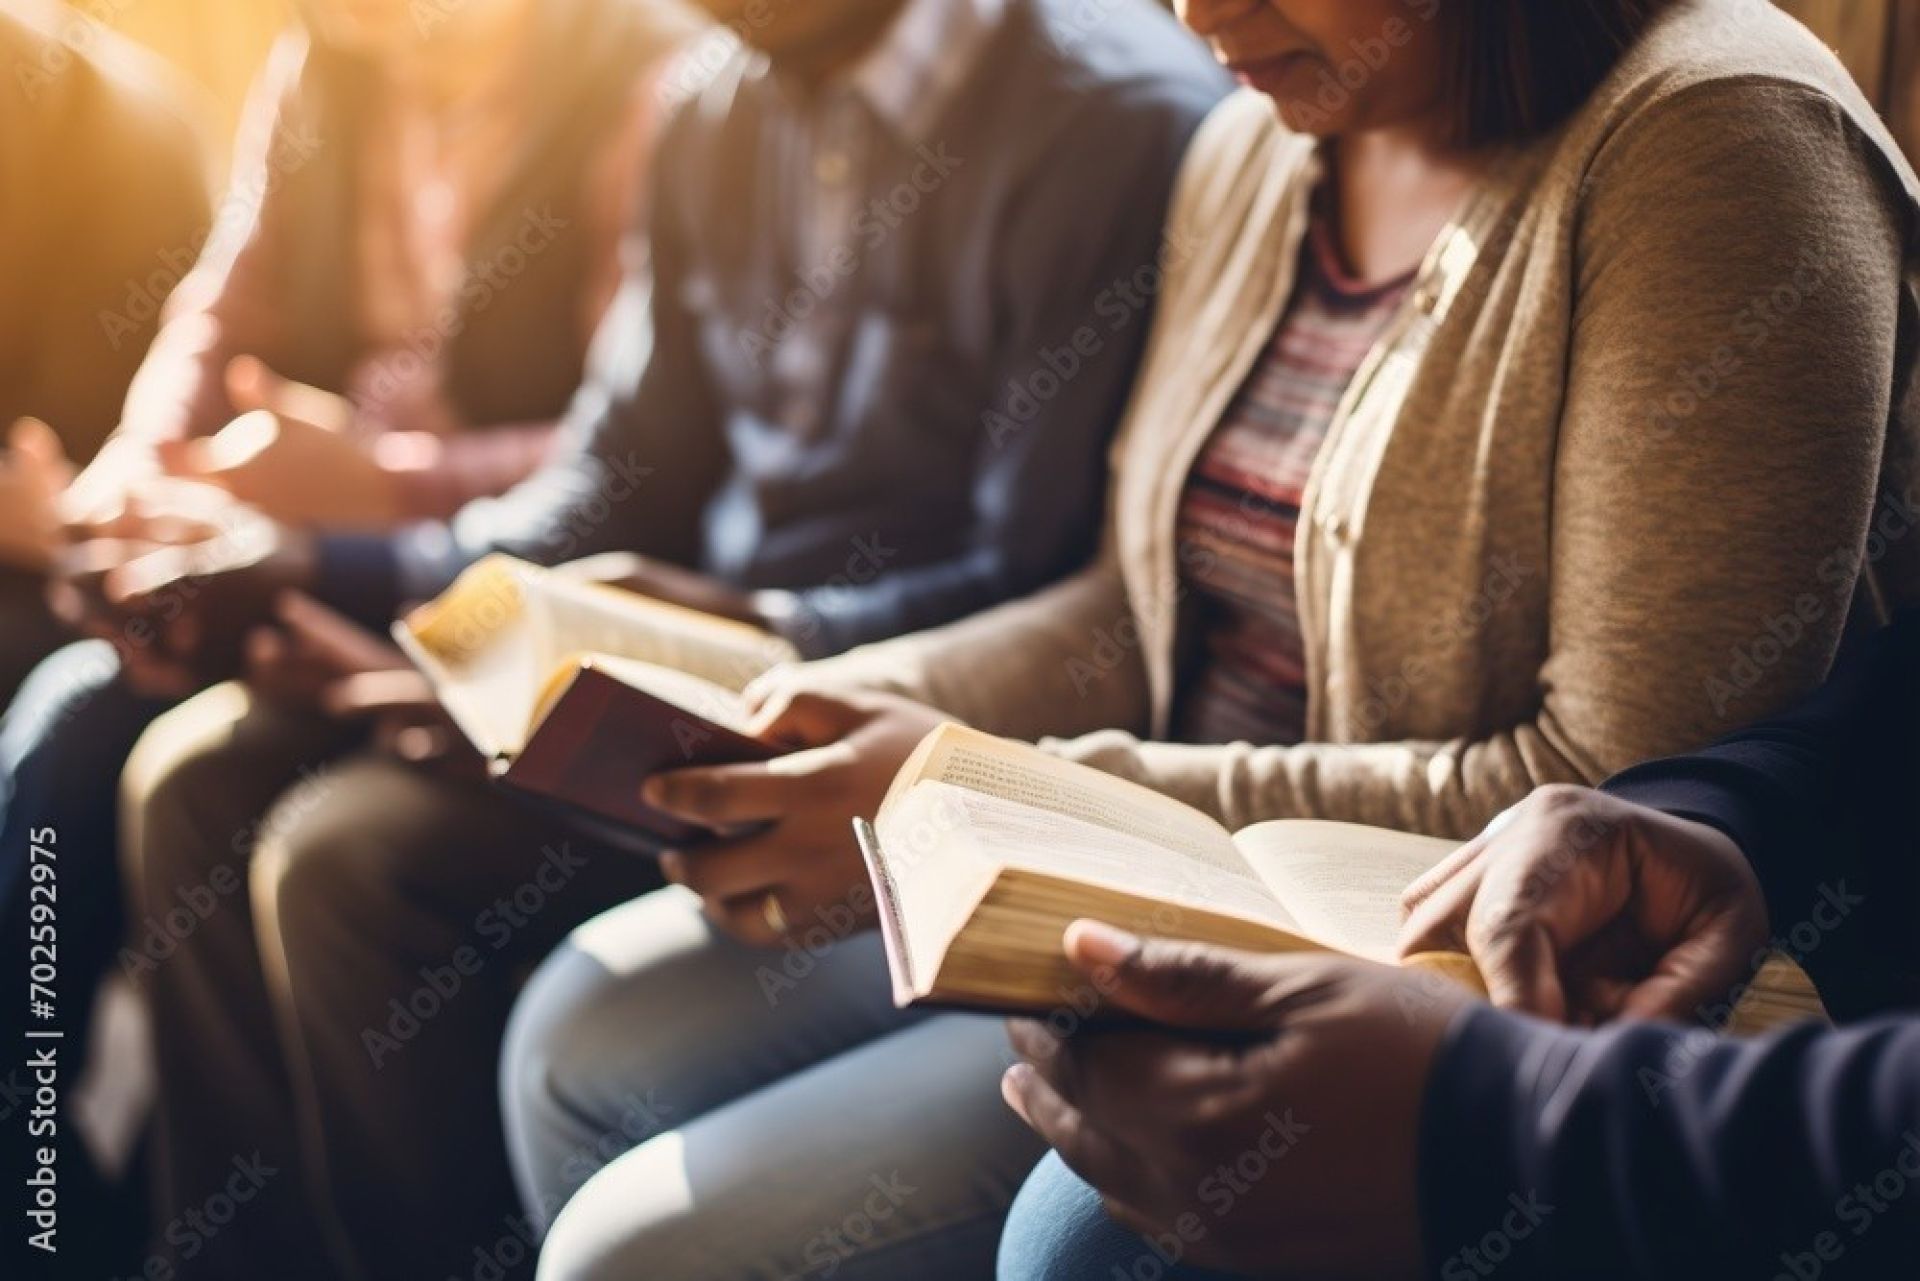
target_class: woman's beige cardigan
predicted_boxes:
[803,0,1920,840]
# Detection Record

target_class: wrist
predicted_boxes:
[274,525,321,590]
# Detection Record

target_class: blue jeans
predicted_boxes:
[1,639,174,1003]
[0,640,176,1272]
[998,1152,1245,1281]
[500,886,1046,1280]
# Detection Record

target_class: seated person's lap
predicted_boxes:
[124,681,667,1277]
[505,885,1046,1280]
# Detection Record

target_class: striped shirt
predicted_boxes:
[1173,215,1412,746]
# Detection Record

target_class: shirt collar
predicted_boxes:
[846,0,1005,144]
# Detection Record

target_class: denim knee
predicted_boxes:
[1,641,155,911]
[1000,1152,1140,1281]
[998,1152,1244,1281]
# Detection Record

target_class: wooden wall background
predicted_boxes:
[73,0,290,158]
[1777,0,1917,164]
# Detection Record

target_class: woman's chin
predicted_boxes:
[1236,59,1344,134]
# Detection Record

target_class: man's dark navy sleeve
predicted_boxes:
[1418,612,1920,1279]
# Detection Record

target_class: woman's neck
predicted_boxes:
[1324,126,1486,286]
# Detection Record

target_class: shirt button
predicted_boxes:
[1413,284,1441,314]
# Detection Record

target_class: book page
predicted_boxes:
[526,571,798,692]
[399,556,794,758]
[883,725,1239,871]
[394,558,543,757]
[1234,820,1458,960]
[883,782,1300,936]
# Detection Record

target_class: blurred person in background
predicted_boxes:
[69,0,706,529]
[0,0,211,700]
[80,0,1228,1276]
[0,0,700,1273]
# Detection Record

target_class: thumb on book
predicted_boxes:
[1063,920,1284,1032]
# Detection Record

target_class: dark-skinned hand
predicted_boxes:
[58,502,318,695]
[643,689,950,946]
[1004,921,1471,1281]
[1397,784,1768,1025]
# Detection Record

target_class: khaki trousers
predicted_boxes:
[121,682,660,1280]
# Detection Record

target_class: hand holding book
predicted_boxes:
[395,555,805,846]
[396,556,959,923]
[857,723,1823,1033]
[1001,921,1461,1281]
[644,688,952,946]
[857,723,1488,1013]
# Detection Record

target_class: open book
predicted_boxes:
[857,724,1827,1031]
[394,555,798,845]
[856,723,1484,1013]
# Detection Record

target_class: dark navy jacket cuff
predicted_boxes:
[313,533,405,631]
[1419,1003,1575,1280]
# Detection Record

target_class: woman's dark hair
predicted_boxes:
[1448,0,1674,147]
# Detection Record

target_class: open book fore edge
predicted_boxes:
[855,817,1487,1014]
